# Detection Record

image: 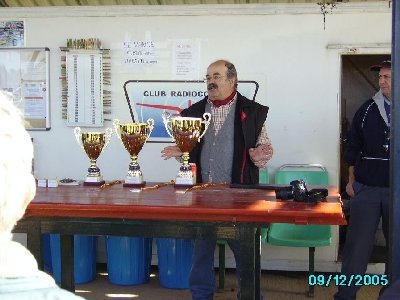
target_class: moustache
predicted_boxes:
[207,83,218,90]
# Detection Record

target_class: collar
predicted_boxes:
[209,90,237,108]
[372,90,390,126]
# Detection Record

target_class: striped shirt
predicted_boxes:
[207,94,272,168]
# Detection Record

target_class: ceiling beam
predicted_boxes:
[0,0,393,7]
[0,2,390,17]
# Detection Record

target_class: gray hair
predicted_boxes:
[223,61,237,81]
[0,92,34,239]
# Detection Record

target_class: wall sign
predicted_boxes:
[123,80,259,142]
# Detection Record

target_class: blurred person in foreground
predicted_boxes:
[0,92,85,299]
[162,59,273,300]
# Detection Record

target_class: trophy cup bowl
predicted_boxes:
[162,112,211,187]
[113,118,154,187]
[74,127,112,186]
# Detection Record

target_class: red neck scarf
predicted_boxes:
[209,90,236,108]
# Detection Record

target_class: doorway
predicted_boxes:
[339,53,391,262]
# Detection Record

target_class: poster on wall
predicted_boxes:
[123,80,259,142]
[172,40,200,78]
[0,21,24,47]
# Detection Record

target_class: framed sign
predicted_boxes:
[123,80,259,142]
[0,47,50,130]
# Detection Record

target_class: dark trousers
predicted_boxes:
[189,239,241,300]
[334,183,389,300]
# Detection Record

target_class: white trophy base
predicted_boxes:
[84,175,105,186]
[85,175,103,183]
[123,175,145,187]
[175,177,196,186]
[125,176,144,185]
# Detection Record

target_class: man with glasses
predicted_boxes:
[162,59,273,299]
[334,60,392,300]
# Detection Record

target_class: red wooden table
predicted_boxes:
[15,183,345,299]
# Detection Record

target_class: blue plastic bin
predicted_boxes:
[157,238,194,289]
[42,234,52,273]
[106,236,152,285]
[50,234,97,284]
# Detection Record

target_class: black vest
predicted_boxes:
[180,92,269,184]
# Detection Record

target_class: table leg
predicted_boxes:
[239,226,257,300]
[26,220,42,270]
[255,228,261,299]
[61,234,75,292]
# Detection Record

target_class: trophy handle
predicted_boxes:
[113,119,122,142]
[145,118,155,142]
[198,112,212,141]
[103,128,113,149]
[162,111,174,139]
[74,127,84,150]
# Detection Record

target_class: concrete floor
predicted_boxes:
[72,264,382,300]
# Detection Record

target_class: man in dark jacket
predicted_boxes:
[334,60,392,300]
[161,59,273,299]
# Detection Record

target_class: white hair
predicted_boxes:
[0,92,35,240]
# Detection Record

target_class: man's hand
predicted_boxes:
[346,166,355,197]
[161,146,182,160]
[346,181,355,197]
[249,143,273,162]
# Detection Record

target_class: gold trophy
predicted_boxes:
[162,112,211,187]
[74,127,112,186]
[113,118,154,187]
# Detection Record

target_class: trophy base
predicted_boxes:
[83,181,105,186]
[123,176,145,187]
[123,182,146,188]
[84,175,104,186]
[174,177,196,187]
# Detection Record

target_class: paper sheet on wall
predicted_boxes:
[123,40,158,65]
[172,40,200,78]
[22,82,46,119]
[66,51,103,127]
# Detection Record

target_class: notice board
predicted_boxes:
[0,47,50,130]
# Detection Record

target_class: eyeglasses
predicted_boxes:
[203,74,226,83]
